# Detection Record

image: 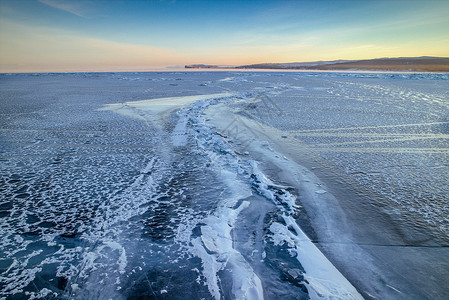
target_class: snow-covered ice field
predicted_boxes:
[0,71,448,299]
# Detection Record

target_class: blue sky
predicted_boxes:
[1,0,448,72]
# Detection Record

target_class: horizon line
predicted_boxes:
[2,56,449,74]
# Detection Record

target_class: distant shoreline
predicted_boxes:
[2,58,449,74]
[186,57,449,72]
[2,68,449,75]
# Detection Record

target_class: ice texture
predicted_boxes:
[0,71,448,299]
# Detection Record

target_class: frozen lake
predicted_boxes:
[0,71,448,299]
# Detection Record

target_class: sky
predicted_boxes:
[0,0,448,72]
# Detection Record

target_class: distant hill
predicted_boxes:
[237,57,449,72]
[186,57,449,72]
[237,60,355,69]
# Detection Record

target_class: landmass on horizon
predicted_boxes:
[185,57,449,72]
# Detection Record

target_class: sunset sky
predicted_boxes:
[1,0,448,72]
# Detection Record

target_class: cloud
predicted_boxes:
[38,0,91,18]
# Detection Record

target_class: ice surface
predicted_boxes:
[1,71,448,299]
[99,92,232,117]
[250,161,362,299]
